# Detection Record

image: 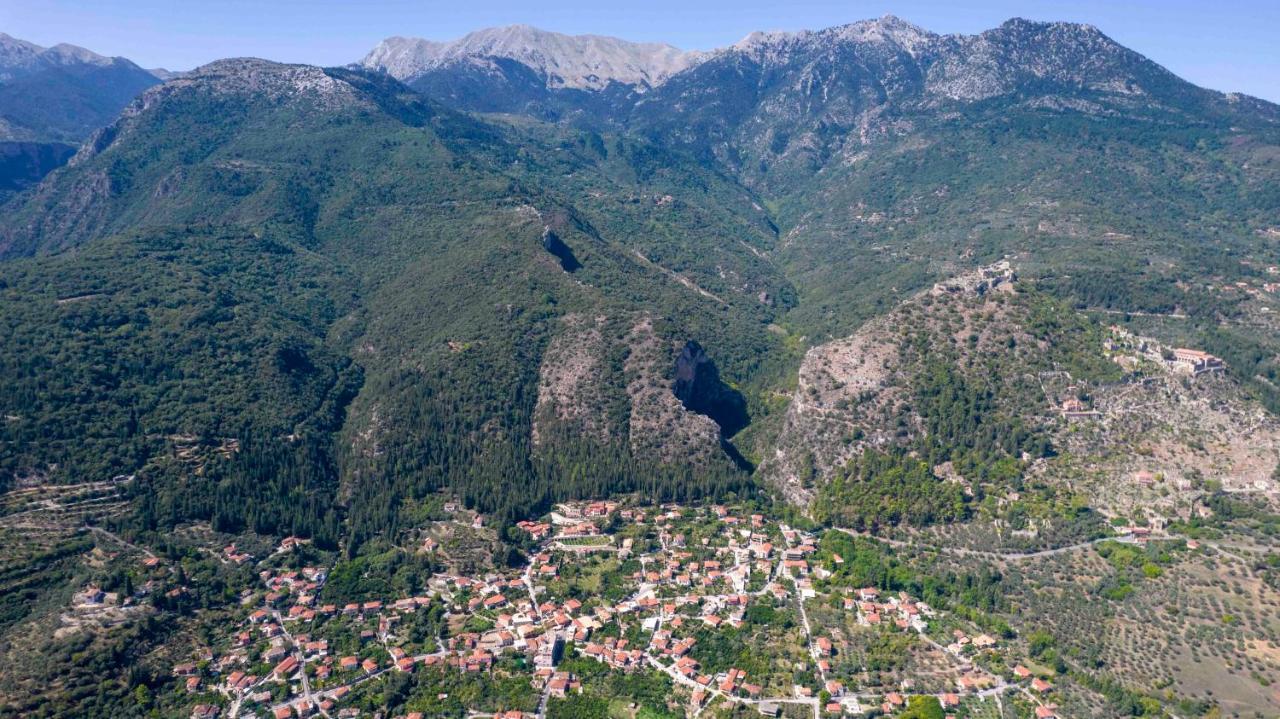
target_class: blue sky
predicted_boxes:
[3,0,1278,102]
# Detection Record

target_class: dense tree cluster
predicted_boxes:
[814,450,967,530]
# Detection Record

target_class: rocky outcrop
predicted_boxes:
[760,311,907,504]
[532,314,612,447]
[760,262,1024,503]
[362,25,704,91]
[531,315,748,470]
[624,317,728,467]
[541,228,581,272]
[672,341,749,437]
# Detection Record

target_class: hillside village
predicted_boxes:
[158,501,1087,719]
[19,258,1278,719]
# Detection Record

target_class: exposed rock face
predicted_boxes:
[760,262,1025,503]
[624,318,728,467]
[541,227,581,272]
[672,341,749,437]
[362,25,704,91]
[149,59,367,110]
[532,314,611,447]
[530,315,750,470]
[761,311,906,504]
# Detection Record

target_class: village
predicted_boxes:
[161,501,1071,719]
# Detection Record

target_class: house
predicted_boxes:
[1013,665,1032,679]
[271,656,299,681]
[1170,348,1223,375]
[972,634,997,648]
[1059,396,1099,418]
[1032,677,1053,693]
[547,672,580,697]
[757,702,781,718]
[1035,706,1058,719]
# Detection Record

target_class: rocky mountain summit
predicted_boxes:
[0,32,131,78]
[353,16,1280,191]
[361,24,703,91]
[359,16,1280,123]
[720,16,1182,105]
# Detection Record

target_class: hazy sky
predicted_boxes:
[3,0,1278,102]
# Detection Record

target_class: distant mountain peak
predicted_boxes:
[996,16,1101,34]
[361,25,704,90]
[0,32,45,63]
[0,31,161,143]
[831,14,935,45]
[0,34,125,71]
[733,14,936,57]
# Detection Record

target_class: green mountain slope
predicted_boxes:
[369,18,1280,379]
[0,59,786,553]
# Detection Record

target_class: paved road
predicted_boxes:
[271,608,329,718]
[833,527,1133,561]
[794,584,825,719]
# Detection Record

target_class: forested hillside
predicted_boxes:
[0,59,782,557]
[3,17,1280,553]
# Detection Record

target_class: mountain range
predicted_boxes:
[4,13,1279,518]
[1,17,1280,715]
[0,32,162,142]
[0,33,162,195]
